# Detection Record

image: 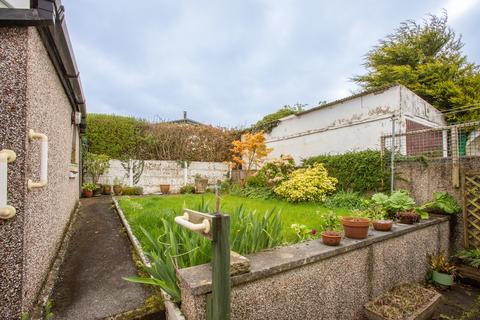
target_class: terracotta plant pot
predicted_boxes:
[373,220,393,232]
[195,178,208,194]
[113,185,123,196]
[160,184,170,194]
[321,231,342,246]
[82,189,93,198]
[342,217,370,239]
[103,185,112,195]
[397,211,420,224]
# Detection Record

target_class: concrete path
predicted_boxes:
[51,196,162,319]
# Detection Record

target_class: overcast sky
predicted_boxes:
[63,0,480,127]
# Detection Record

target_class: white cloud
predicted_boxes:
[439,0,480,21]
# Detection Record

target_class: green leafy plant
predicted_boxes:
[302,150,390,193]
[290,223,317,242]
[274,163,337,202]
[81,183,97,191]
[457,248,480,268]
[122,186,144,196]
[421,192,461,215]
[366,204,388,221]
[179,184,196,194]
[84,152,110,185]
[317,210,341,231]
[125,199,285,302]
[241,185,275,200]
[20,313,30,320]
[324,191,367,210]
[371,190,416,218]
[428,252,457,276]
[43,299,54,320]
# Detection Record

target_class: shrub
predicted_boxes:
[250,154,296,189]
[274,163,337,202]
[84,153,110,185]
[317,210,341,232]
[241,186,275,200]
[302,150,390,193]
[324,191,367,210]
[179,184,196,194]
[371,190,415,214]
[122,186,144,195]
[421,192,461,215]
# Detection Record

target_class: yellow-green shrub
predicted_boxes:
[274,163,337,202]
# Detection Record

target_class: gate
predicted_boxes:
[463,172,480,248]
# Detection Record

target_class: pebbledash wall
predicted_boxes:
[98,160,229,194]
[178,217,449,320]
[0,27,81,318]
[396,157,480,253]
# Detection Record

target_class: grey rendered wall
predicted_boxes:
[0,27,29,319]
[179,219,449,320]
[0,27,80,318]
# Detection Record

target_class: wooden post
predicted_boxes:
[211,214,231,320]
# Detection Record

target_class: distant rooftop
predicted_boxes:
[169,111,204,125]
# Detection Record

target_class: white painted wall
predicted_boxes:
[265,85,446,164]
[97,160,229,194]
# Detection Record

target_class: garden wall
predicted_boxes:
[395,157,480,252]
[98,160,229,194]
[178,217,449,320]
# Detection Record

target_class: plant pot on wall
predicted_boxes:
[373,220,393,232]
[83,189,93,198]
[342,217,370,239]
[321,231,342,246]
[103,184,112,195]
[93,184,103,197]
[194,178,208,194]
[113,185,123,196]
[397,211,420,224]
[160,184,170,194]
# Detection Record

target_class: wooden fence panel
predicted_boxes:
[464,172,480,248]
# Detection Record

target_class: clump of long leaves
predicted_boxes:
[457,248,480,268]
[125,199,285,302]
[421,192,461,215]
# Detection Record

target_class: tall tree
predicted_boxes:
[353,13,480,123]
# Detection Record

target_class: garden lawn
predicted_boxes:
[118,194,350,245]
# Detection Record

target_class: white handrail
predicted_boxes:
[174,213,211,234]
[0,149,16,219]
[28,129,48,190]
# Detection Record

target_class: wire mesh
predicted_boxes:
[382,121,480,160]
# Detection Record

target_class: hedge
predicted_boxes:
[302,150,390,193]
[85,113,238,162]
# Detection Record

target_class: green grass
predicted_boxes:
[118,194,350,246]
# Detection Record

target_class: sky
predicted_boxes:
[62,0,480,127]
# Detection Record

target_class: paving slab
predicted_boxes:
[51,196,162,319]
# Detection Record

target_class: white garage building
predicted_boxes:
[265,84,446,164]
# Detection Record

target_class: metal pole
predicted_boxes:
[390,115,396,194]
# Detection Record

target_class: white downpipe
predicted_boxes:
[0,149,16,219]
[28,129,48,191]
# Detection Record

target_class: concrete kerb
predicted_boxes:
[112,196,186,320]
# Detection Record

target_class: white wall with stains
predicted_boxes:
[265,85,446,164]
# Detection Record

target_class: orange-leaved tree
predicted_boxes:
[230,131,273,186]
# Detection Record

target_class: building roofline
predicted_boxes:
[0,0,87,132]
[294,84,400,118]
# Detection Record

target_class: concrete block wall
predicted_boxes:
[178,218,449,320]
[98,160,229,194]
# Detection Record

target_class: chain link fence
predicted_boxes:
[381,120,480,191]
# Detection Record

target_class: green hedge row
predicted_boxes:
[302,150,390,193]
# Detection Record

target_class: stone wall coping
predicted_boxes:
[177,216,449,296]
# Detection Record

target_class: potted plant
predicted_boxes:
[93,183,103,197]
[429,252,457,287]
[318,210,342,246]
[342,210,370,239]
[396,210,420,224]
[367,205,393,232]
[103,183,112,195]
[113,177,123,196]
[160,184,170,194]
[456,248,480,283]
[82,183,97,198]
[194,174,209,194]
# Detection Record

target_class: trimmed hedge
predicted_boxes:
[302,150,390,193]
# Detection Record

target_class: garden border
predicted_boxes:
[112,196,186,320]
